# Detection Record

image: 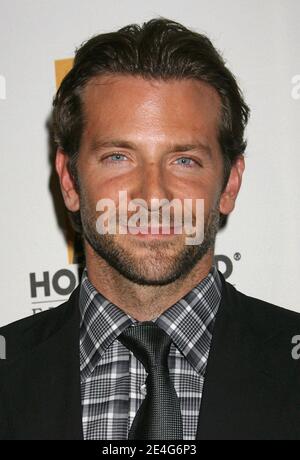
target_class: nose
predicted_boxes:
[133,161,172,208]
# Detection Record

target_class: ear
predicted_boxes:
[55,149,80,212]
[219,155,245,215]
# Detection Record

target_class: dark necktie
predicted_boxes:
[117,321,183,440]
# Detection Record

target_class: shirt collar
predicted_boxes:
[80,265,222,378]
[79,271,133,379]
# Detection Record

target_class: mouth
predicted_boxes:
[120,225,183,238]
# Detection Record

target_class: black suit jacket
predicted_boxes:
[0,272,300,440]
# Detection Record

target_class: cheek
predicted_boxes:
[80,177,126,222]
[195,177,222,213]
[85,165,128,200]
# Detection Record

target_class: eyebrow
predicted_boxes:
[90,138,212,158]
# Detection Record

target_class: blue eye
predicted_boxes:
[105,153,128,163]
[102,152,128,166]
[175,157,197,167]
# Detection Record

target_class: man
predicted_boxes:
[0,18,299,441]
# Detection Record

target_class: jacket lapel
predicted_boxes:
[196,274,293,440]
[3,286,83,440]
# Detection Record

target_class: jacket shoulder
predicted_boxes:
[0,286,80,360]
[223,276,300,334]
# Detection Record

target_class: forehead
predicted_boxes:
[80,74,221,142]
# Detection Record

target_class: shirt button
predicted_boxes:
[140,383,147,395]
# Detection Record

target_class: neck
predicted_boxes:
[84,243,214,321]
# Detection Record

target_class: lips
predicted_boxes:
[126,226,183,234]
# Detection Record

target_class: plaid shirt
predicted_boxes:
[80,265,222,440]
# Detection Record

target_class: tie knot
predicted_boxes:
[118,321,172,372]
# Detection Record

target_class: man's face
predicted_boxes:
[57,75,244,285]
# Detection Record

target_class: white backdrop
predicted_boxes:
[0,0,299,327]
